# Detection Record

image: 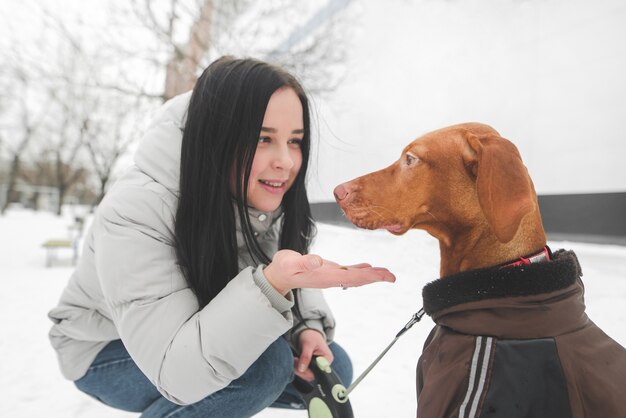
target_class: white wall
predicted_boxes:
[307,0,626,202]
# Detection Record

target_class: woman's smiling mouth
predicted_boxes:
[258,179,288,193]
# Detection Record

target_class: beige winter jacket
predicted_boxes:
[47,91,336,405]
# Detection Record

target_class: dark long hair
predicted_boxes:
[174,56,314,308]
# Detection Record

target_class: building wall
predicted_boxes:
[306,0,626,243]
[311,192,626,245]
[307,0,626,200]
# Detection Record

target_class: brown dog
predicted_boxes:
[334,123,626,418]
[334,122,545,277]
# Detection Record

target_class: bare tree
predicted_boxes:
[8,9,156,215]
[162,0,214,99]
[82,94,147,206]
[0,69,48,214]
[37,34,96,215]
[114,0,356,100]
[18,154,90,212]
[0,0,357,216]
[43,108,87,216]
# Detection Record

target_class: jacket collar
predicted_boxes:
[234,205,284,269]
[422,250,588,339]
[235,204,284,239]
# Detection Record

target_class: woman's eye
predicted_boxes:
[258,136,271,144]
[288,138,303,146]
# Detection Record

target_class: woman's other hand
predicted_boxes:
[263,249,396,296]
[293,329,333,381]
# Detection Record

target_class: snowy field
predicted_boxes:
[1,207,625,418]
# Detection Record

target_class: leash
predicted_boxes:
[296,308,426,418]
[339,308,426,399]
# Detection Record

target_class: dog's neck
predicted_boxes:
[432,212,547,277]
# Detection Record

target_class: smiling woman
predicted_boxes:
[46,56,395,418]
[244,87,305,213]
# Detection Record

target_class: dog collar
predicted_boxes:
[500,246,551,269]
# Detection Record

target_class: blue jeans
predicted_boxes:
[75,338,353,418]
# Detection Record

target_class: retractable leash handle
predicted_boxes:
[294,356,354,418]
[294,308,425,418]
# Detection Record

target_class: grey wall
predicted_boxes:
[311,192,626,245]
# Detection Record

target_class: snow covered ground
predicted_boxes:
[1,208,625,417]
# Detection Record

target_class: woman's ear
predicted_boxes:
[463,131,535,243]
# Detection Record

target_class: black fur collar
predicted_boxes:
[422,250,582,315]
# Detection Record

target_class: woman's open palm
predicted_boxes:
[263,249,396,295]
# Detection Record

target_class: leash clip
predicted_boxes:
[395,308,425,338]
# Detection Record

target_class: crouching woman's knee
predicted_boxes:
[239,337,294,400]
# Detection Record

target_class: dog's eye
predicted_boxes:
[405,153,418,166]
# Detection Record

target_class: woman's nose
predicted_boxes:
[271,146,295,170]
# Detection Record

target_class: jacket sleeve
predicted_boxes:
[290,288,336,346]
[94,186,293,405]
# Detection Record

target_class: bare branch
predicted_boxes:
[132,0,174,45]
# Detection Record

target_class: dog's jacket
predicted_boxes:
[417,250,626,418]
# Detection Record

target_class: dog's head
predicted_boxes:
[334,123,539,244]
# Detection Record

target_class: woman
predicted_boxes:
[48,56,395,417]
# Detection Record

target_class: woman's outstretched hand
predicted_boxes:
[263,249,396,296]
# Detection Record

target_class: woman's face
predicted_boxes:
[245,86,304,212]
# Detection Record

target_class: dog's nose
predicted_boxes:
[333,184,349,201]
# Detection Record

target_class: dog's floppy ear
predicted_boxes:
[463,131,535,243]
